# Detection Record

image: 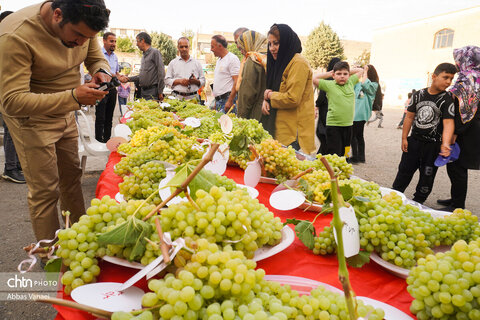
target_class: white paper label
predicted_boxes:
[333,206,360,258]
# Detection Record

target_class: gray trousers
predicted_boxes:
[3,120,21,171]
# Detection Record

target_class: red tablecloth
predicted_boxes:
[54,152,415,319]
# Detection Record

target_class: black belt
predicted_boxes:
[173,90,197,96]
[215,92,230,101]
[141,84,158,90]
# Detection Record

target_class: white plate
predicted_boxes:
[270,190,305,211]
[115,192,125,203]
[424,209,452,218]
[103,255,144,270]
[71,282,144,312]
[263,274,342,295]
[357,296,414,320]
[370,252,409,279]
[253,226,295,261]
[379,187,407,203]
[236,184,259,199]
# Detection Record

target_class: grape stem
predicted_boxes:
[35,297,112,319]
[143,143,220,221]
[184,191,201,211]
[155,217,172,264]
[291,167,314,180]
[321,157,358,320]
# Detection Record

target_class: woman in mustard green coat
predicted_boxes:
[261,24,315,154]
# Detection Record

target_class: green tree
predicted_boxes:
[150,32,177,65]
[227,43,243,61]
[117,37,135,53]
[304,22,345,69]
[353,49,371,67]
[181,29,195,44]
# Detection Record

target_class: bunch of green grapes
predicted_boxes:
[118,161,167,205]
[299,153,353,180]
[112,241,385,320]
[192,116,221,139]
[407,238,480,320]
[156,186,284,259]
[357,196,480,268]
[255,139,301,182]
[232,118,271,144]
[57,196,130,295]
[298,169,331,203]
[175,102,216,119]
[114,147,157,176]
[313,225,336,255]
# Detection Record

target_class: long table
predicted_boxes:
[54,152,415,319]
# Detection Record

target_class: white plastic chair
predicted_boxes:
[75,110,110,172]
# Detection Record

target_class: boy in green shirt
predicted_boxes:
[313,61,363,156]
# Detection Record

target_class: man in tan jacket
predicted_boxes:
[0,0,111,242]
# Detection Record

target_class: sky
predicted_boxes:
[1,0,479,41]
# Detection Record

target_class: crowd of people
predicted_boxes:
[0,0,479,246]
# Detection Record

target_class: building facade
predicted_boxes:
[371,6,480,106]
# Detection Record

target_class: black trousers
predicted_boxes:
[351,121,366,161]
[392,137,439,203]
[446,160,467,209]
[95,88,117,142]
[326,125,352,156]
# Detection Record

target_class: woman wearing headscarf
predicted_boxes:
[236,30,267,121]
[437,45,480,211]
[316,57,341,154]
[261,24,315,154]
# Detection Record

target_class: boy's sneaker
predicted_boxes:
[2,169,26,184]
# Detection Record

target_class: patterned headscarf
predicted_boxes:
[450,45,480,123]
[236,31,267,91]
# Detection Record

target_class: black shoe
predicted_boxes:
[2,169,26,184]
[437,198,452,206]
[440,205,457,213]
[347,157,358,164]
[412,197,425,204]
[378,125,384,128]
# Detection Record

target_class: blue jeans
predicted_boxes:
[118,96,127,116]
[215,96,237,114]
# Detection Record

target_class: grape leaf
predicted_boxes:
[97,216,153,261]
[165,161,219,200]
[339,185,353,202]
[353,196,370,202]
[294,221,315,250]
[284,218,304,226]
[229,134,248,152]
[161,133,174,142]
[346,251,370,268]
[44,257,62,273]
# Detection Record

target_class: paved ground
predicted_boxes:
[0,107,478,319]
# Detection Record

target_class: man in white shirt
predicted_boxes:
[165,37,205,101]
[211,35,240,113]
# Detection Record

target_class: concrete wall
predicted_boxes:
[371,6,480,106]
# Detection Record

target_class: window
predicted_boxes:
[433,29,454,49]
[120,28,127,36]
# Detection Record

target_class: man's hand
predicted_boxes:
[188,75,200,86]
[439,143,451,157]
[158,93,164,101]
[92,71,111,84]
[117,75,129,83]
[262,100,270,115]
[264,89,272,101]
[75,83,108,105]
[401,138,408,153]
[225,99,234,112]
